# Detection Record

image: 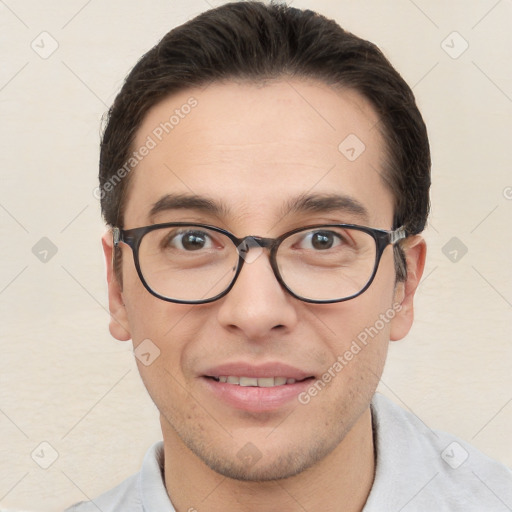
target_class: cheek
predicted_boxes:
[121,258,176,342]
[314,253,397,384]
[122,276,208,390]
[303,304,391,422]
[329,258,397,347]
[329,299,392,377]
[123,295,198,420]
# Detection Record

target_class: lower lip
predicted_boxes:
[201,377,314,412]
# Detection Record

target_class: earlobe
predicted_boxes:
[389,235,426,341]
[102,231,131,341]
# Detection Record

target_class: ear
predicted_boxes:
[389,235,426,341]
[102,231,131,341]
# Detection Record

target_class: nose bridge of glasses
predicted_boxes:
[232,235,283,296]
[235,235,276,257]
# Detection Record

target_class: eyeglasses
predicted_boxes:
[113,223,407,304]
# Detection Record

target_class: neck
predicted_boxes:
[162,407,375,512]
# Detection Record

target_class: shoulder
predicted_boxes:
[63,441,171,512]
[63,472,141,512]
[365,393,512,512]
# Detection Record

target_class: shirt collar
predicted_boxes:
[140,441,175,511]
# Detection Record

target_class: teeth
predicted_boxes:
[239,377,258,387]
[216,376,299,387]
[257,377,276,388]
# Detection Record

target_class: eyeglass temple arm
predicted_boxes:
[389,226,407,244]
[112,227,121,247]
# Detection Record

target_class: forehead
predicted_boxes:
[124,80,394,232]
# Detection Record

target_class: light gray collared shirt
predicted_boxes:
[65,393,512,511]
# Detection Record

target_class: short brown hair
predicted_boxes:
[99,1,431,281]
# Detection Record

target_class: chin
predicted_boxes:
[189,433,337,482]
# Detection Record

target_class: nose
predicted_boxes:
[216,248,299,341]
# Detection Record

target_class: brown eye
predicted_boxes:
[165,230,214,251]
[299,230,342,250]
[311,232,334,249]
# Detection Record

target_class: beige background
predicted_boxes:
[0,0,511,510]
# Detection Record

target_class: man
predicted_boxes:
[66,2,512,511]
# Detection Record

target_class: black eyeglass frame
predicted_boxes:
[113,223,407,305]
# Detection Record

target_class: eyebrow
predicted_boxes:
[282,192,369,222]
[148,192,369,223]
[149,193,230,220]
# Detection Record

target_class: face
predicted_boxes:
[103,80,425,481]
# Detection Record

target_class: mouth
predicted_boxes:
[205,375,314,387]
[200,364,316,412]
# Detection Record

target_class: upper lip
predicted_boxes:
[203,362,314,380]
